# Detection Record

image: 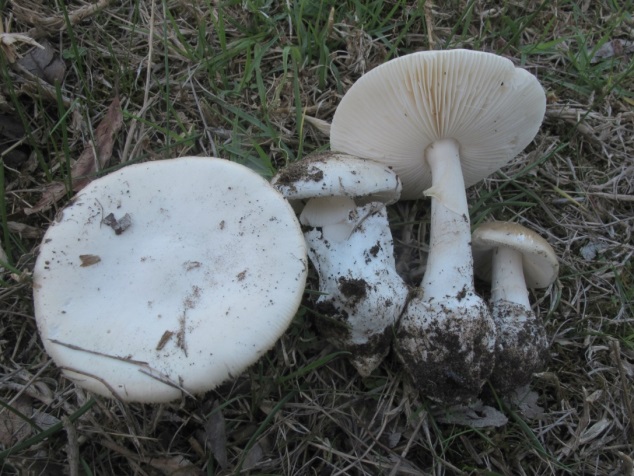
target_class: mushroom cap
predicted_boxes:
[472,221,558,288]
[330,49,547,200]
[271,151,402,205]
[33,157,308,403]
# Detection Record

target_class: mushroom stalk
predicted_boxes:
[490,246,530,308]
[422,139,475,299]
[395,139,496,404]
[300,196,356,242]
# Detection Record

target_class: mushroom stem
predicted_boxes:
[395,139,496,404]
[422,139,475,299]
[490,246,531,309]
[300,196,357,242]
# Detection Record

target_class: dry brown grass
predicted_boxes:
[1,0,633,474]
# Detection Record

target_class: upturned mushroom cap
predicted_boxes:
[271,152,402,205]
[330,49,546,199]
[33,157,308,403]
[472,221,559,288]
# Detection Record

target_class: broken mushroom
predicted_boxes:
[272,152,409,376]
[33,157,308,402]
[330,49,546,403]
[472,221,558,393]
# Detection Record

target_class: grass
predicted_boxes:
[1,0,633,474]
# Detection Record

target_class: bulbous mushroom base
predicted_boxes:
[489,301,549,394]
[395,294,496,404]
[305,205,409,377]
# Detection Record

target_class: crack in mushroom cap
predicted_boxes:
[33,157,308,403]
[330,49,547,200]
[472,221,559,289]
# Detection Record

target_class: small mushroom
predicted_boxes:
[272,152,409,376]
[472,221,559,393]
[33,157,308,402]
[330,49,546,403]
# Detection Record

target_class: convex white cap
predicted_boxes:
[271,151,402,205]
[33,157,308,403]
[331,49,546,199]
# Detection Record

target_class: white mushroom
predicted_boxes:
[272,152,409,376]
[330,49,546,403]
[33,157,308,403]
[472,221,559,393]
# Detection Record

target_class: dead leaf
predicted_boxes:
[71,95,123,191]
[17,40,65,84]
[156,330,174,350]
[509,385,544,419]
[242,442,264,471]
[102,212,132,235]
[0,396,60,446]
[436,401,508,428]
[241,436,271,471]
[99,439,199,476]
[79,254,101,267]
[24,182,66,216]
[579,418,611,444]
[148,456,200,476]
[0,114,29,167]
[590,39,634,63]
[25,96,123,215]
[204,401,228,469]
[8,221,43,239]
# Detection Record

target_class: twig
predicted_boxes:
[63,416,80,476]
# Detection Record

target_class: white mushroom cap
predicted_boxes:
[271,152,402,205]
[472,221,559,288]
[33,157,308,403]
[330,49,546,199]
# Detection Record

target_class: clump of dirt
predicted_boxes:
[272,157,325,193]
[395,299,496,404]
[337,276,367,303]
[488,301,549,394]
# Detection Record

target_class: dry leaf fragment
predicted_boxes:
[79,254,101,267]
[509,385,544,419]
[436,401,509,428]
[71,95,124,191]
[204,401,228,469]
[590,39,634,63]
[0,396,60,446]
[17,39,66,84]
[25,95,124,215]
[242,441,265,471]
[102,213,132,235]
[156,330,174,351]
[579,418,611,444]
